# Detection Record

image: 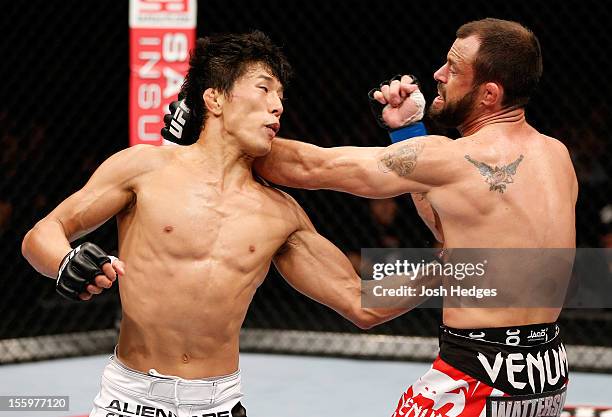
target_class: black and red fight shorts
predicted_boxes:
[392,323,568,417]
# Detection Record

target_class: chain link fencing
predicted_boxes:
[1,0,611,371]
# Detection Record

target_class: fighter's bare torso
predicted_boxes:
[257,111,578,331]
[115,144,298,378]
[416,123,577,328]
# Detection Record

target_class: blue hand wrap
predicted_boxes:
[389,121,427,143]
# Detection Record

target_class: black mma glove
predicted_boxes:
[368,74,427,143]
[160,94,198,144]
[56,242,117,301]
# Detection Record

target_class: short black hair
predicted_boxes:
[457,18,543,108]
[181,31,292,141]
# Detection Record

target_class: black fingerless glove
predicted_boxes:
[160,94,198,144]
[56,242,114,301]
[368,74,427,143]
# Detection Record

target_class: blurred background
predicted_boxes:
[0,0,611,373]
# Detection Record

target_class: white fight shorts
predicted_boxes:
[89,352,246,417]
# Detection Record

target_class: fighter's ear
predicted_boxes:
[203,88,224,116]
[482,82,503,107]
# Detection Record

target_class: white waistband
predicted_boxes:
[105,354,242,405]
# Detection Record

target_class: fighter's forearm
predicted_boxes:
[333,277,408,330]
[354,305,410,329]
[356,281,424,328]
[261,138,401,198]
[265,135,444,198]
[22,219,72,278]
[357,262,444,327]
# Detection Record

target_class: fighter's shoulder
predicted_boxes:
[383,135,455,156]
[256,183,311,227]
[408,134,454,147]
[114,143,174,161]
[85,144,174,190]
[257,182,301,211]
[102,144,174,176]
[540,134,577,183]
[542,134,571,158]
[425,134,454,143]
[385,134,452,148]
[422,135,462,151]
[420,135,468,159]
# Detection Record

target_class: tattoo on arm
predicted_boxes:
[378,143,425,177]
[465,154,524,193]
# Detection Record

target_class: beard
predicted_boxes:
[427,86,480,129]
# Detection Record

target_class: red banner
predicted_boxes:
[129,0,197,146]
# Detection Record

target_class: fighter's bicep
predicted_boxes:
[317,147,420,197]
[334,137,449,198]
[275,192,354,288]
[274,230,358,312]
[49,182,133,241]
[370,136,457,193]
[44,146,153,240]
[273,232,315,291]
